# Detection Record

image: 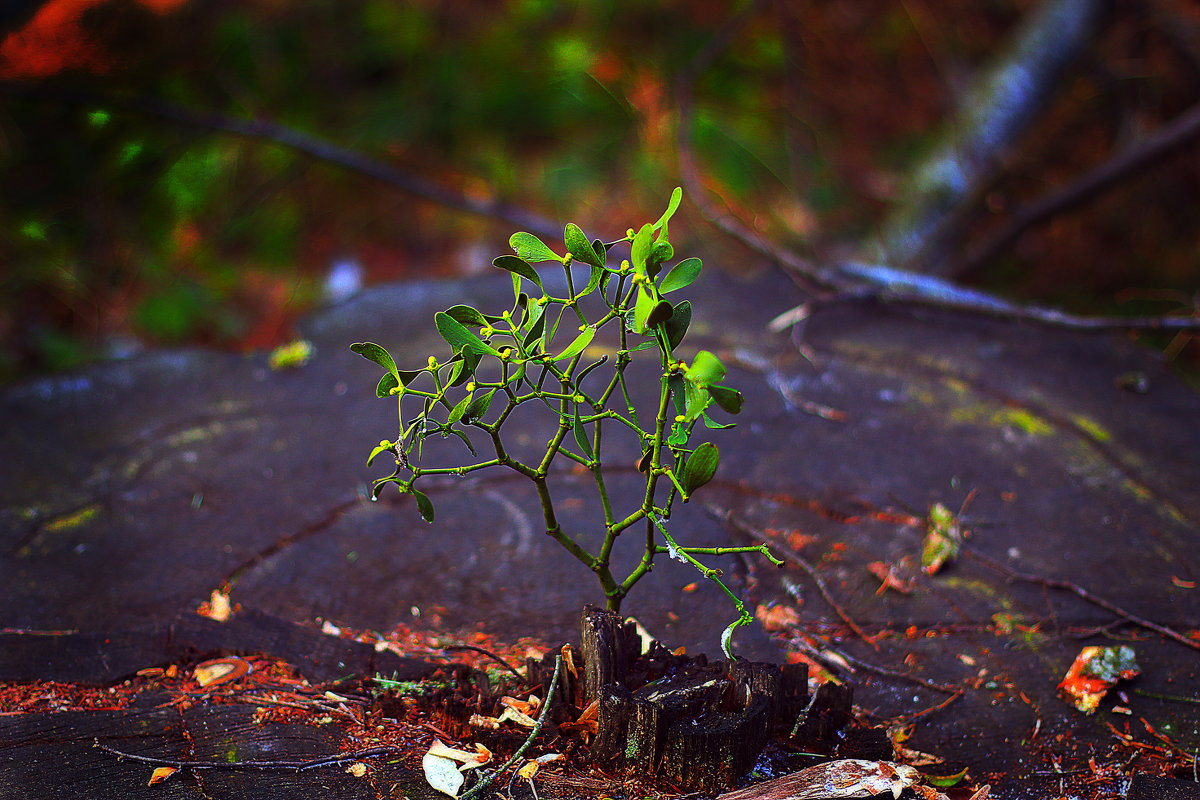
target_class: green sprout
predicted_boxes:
[351,189,780,656]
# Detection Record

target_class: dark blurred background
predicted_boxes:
[2,0,1198,385]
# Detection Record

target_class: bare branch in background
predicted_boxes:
[0,82,565,244]
[874,0,1107,276]
[957,100,1200,279]
[673,0,844,294]
[677,0,1200,332]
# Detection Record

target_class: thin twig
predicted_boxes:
[94,740,394,771]
[835,650,962,695]
[461,654,562,800]
[441,644,525,681]
[963,546,1200,652]
[711,507,877,648]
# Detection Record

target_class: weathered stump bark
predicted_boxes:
[790,681,853,749]
[581,606,820,792]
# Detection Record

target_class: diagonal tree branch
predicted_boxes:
[674,2,1200,333]
[957,99,1200,279]
[0,82,565,244]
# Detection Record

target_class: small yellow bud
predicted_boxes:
[626,228,635,239]
[427,356,437,368]
[379,440,391,447]
[537,296,549,306]
[389,386,401,395]
[466,382,475,392]
[674,415,685,423]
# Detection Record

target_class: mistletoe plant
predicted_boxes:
[351,189,780,656]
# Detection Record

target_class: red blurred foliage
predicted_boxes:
[0,0,187,79]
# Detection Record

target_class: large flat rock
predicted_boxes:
[3,268,1198,799]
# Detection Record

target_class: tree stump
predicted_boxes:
[581,606,821,792]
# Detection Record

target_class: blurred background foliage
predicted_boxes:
[1,0,1198,384]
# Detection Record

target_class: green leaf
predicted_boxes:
[350,342,400,380]
[924,768,969,788]
[509,232,561,263]
[630,223,654,276]
[687,350,726,386]
[572,408,593,460]
[371,476,407,500]
[445,426,477,456]
[681,442,719,496]
[553,326,595,362]
[447,390,475,425]
[367,441,395,467]
[575,354,609,386]
[701,413,736,429]
[435,312,502,358]
[447,352,481,387]
[648,299,673,327]
[412,489,435,523]
[375,372,400,398]
[667,423,689,448]
[647,240,674,277]
[683,378,710,422]
[709,384,743,414]
[668,373,687,416]
[493,255,544,290]
[462,389,495,423]
[633,287,672,335]
[564,223,602,268]
[664,301,692,350]
[654,187,683,231]
[443,304,491,327]
[523,307,547,351]
[659,257,702,293]
[719,612,748,660]
[583,263,604,296]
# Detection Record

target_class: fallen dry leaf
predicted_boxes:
[1057,645,1140,715]
[346,762,368,777]
[498,705,538,728]
[499,695,539,716]
[193,656,251,688]
[516,760,539,780]
[147,766,177,786]
[867,562,914,595]
[427,739,490,769]
[197,588,233,622]
[561,643,578,678]
[756,603,800,632]
[422,752,463,798]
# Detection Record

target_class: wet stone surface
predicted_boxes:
[2,268,1199,799]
